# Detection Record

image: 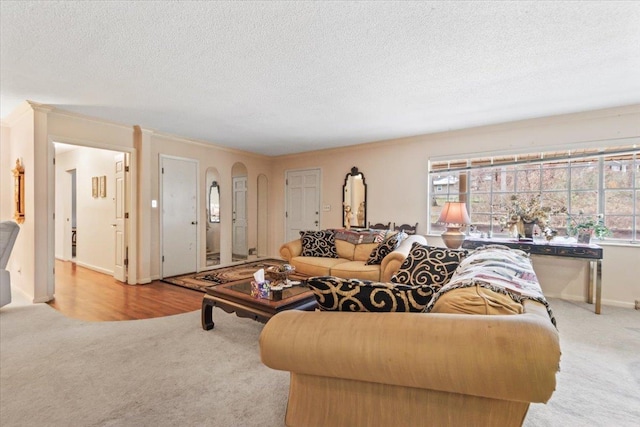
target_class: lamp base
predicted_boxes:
[441,227,465,249]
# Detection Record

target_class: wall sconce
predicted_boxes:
[437,202,471,249]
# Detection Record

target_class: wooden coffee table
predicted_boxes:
[201,279,317,330]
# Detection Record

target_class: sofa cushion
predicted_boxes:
[430,285,524,315]
[391,243,468,288]
[335,239,356,260]
[307,276,435,312]
[353,242,380,262]
[365,231,408,265]
[300,230,338,258]
[290,257,349,277]
[329,261,381,281]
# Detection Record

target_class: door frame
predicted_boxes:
[49,135,138,293]
[159,154,200,278]
[113,152,129,282]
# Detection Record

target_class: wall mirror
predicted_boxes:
[12,158,25,224]
[343,166,367,228]
[205,168,221,267]
[231,162,248,261]
[209,181,220,223]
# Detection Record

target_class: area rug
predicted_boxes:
[162,258,304,292]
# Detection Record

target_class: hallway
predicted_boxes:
[48,260,202,321]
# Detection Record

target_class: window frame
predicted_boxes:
[428,144,640,244]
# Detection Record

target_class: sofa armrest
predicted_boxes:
[280,239,303,261]
[380,234,427,281]
[260,300,559,404]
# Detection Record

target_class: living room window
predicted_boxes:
[428,144,640,243]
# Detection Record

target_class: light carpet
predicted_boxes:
[1,297,639,426]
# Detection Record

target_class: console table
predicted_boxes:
[462,238,604,314]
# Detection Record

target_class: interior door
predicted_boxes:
[162,156,198,277]
[113,153,127,282]
[232,176,248,257]
[286,169,321,242]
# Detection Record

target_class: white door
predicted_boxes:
[232,176,248,257]
[113,153,127,282]
[162,156,198,277]
[286,169,321,242]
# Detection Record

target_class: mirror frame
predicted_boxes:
[12,158,25,224]
[342,166,367,228]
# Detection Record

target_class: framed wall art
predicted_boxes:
[92,176,99,198]
[99,175,106,198]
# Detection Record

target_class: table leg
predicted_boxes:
[595,259,602,315]
[587,261,594,304]
[202,297,215,330]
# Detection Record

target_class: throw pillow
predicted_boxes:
[365,231,408,265]
[391,243,468,288]
[307,276,435,312]
[300,230,338,258]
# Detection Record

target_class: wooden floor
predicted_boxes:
[48,260,203,321]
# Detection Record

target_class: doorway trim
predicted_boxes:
[48,134,138,297]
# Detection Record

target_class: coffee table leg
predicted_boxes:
[202,298,215,330]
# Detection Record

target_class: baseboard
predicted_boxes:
[74,261,112,276]
[544,293,636,309]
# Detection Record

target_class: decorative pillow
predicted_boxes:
[307,276,435,312]
[391,243,468,288]
[365,231,408,265]
[300,230,338,258]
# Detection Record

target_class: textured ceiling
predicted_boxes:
[1,1,639,156]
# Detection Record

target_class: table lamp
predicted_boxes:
[437,202,471,249]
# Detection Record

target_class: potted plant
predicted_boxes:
[566,211,611,242]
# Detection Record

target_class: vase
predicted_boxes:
[520,220,537,239]
[577,230,592,244]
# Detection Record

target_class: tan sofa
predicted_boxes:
[260,300,559,427]
[261,245,561,427]
[279,234,427,282]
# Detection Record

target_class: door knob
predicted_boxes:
[191,221,197,225]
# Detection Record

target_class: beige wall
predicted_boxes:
[1,101,638,309]
[1,103,36,301]
[270,105,640,308]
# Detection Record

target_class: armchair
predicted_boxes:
[1,221,20,307]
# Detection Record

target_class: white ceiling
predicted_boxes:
[1,1,639,156]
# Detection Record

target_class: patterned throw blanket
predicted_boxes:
[426,245,557,327]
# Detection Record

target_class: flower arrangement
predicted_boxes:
[495,194,567,232]
[566,211,611,240]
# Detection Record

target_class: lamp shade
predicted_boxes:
[437,202,471,225]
